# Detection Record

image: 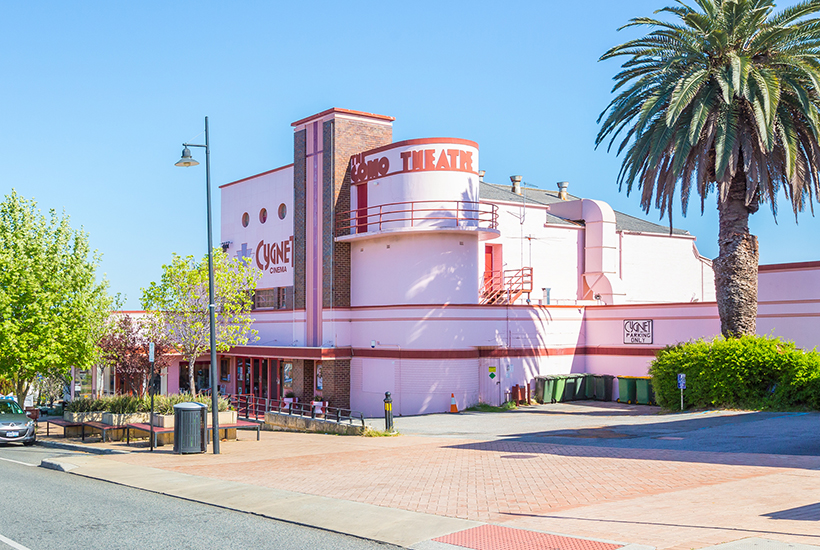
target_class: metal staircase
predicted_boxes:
[480,267,533,305]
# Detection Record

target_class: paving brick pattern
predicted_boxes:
[106,432,820,549]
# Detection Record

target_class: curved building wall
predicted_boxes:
[351,231,480,306]
[347,138,482,233]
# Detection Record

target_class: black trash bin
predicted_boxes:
[174,402,207,454]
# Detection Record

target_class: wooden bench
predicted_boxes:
[213,421,261,441]
[81,421,127,443]
[126,423,173,447]
[45,419,83,438]
[125,421,261,447]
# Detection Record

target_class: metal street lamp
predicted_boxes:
[175,116,220,455]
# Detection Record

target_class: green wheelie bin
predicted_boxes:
[553,375,569,402]
[634,376,656,405]
[543,376,557,403]
[572,374,587,401]
[617,376,637,404]
[593,375,614,401]
[535,377,546,403]
[584,374,595,400]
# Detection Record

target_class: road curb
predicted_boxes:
[40,458,78,472]
[37,439,131,455]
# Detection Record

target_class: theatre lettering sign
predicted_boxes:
[623,320,653,344]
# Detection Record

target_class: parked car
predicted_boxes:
[0,396,36,446]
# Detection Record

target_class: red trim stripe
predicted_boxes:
[219,164,294,189]
[291,108,395,127]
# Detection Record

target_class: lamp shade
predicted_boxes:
[175,146,199,167]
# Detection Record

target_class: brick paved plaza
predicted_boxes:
[68,402,820,550]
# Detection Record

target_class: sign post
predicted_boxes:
[149,343,155,452]
[677,373,686,411]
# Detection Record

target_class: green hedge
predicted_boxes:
[65,394,231,414]
[650,335,820,410]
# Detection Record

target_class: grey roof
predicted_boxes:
[479,182,690,236]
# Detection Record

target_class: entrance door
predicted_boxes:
[479,357,501,406]
[484,245,494,287]
[356,184,368,233]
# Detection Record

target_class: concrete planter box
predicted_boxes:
[265,411,364,435]
[151,410,237,428]
[102,412,149,426]
[151,414,175,428]
[207,410,237,426]
[64,411,104,423]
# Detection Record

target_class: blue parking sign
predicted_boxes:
[677,374,686,389]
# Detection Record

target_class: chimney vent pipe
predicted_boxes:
[479,170,485,182]
[557,181,569,200]
[510,175,522,195]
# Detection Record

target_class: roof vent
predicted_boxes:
[510,175,522,195]
[478,170,485,182]
[557,181,569,200]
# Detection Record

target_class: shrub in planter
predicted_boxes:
[650,335,820,410]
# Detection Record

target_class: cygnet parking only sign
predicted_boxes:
[623,319,653,344]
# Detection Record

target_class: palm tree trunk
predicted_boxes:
[714,169,759,337]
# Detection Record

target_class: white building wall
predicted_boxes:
[488,200,584,304]
[619,232,715,303]
[220,166,295,289]
[350,232,480,307]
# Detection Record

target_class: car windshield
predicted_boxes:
[0,401,23,415]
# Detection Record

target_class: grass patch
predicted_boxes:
[463,402,518,413]
[363,427,400,437]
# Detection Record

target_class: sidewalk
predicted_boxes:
[38,403,820,550]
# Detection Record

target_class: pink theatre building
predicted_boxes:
[191,106,751,418]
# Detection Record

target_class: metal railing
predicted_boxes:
[229,394,365,427]
[337,200,498,234]
[480,267,534,305]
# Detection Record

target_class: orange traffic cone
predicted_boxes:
[450,393,459,413]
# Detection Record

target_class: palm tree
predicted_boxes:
[597,0,820,337]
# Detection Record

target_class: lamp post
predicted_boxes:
[175,116,220,455]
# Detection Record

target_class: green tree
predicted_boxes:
[98,313,173,396]
[0,190,111,406]
[141,250,259,395]
[597,0,820,336]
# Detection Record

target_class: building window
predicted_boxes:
[253,288,288,310]
[254,289,277,309]
[278,203,287,220]
[242,212,250,227]
[259,208,268,224]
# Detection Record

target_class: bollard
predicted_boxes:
[384,391,394,432]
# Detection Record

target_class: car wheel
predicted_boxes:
[23,440,35,446]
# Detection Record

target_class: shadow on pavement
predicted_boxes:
[445,410,820,468]
[763,503,820,521]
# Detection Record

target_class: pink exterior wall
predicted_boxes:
[489,200,584,304]
[620,233,714,303]
[350,232,480,307]
[220,166,295,290]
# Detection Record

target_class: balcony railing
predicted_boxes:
[480,267,533,305]
[337,200,498,235]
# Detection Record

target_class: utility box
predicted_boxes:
[173,402,207,454]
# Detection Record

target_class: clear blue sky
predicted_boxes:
[1,1,815,309]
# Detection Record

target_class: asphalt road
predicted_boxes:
[0,445,401,550]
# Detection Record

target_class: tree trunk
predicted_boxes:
[188,357,197,396]
[714,169,759,337]
[14,376,30,409]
